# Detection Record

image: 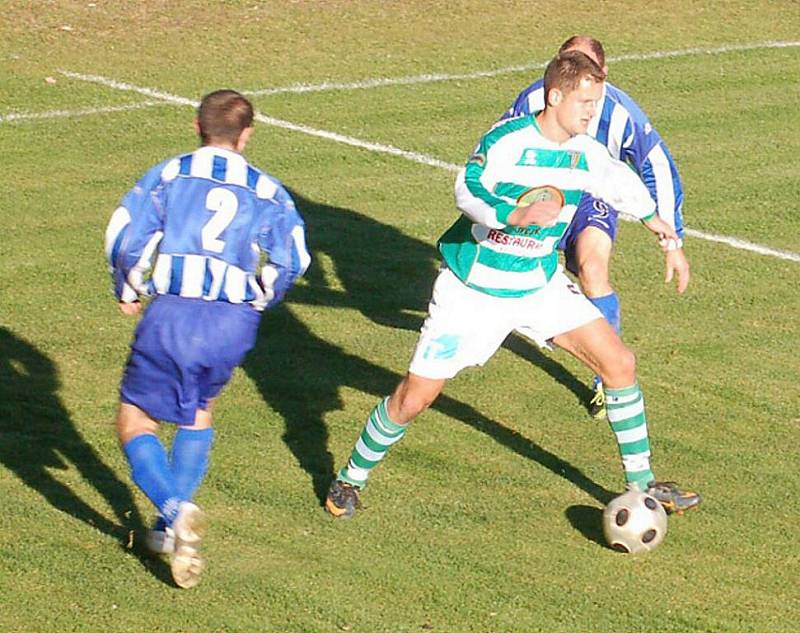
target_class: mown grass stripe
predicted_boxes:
[243,40,800,96]
[52,68,800,265]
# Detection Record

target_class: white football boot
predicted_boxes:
[170,502,207,589]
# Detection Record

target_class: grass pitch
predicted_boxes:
[1,2,799,632]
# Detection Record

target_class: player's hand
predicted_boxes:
[507,199,562,228]
[642,215,678,241]
[664,248,690,294]
[118,301,142,316]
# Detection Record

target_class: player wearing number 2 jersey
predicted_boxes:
[105,90,309,588]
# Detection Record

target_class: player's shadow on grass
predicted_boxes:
[289,190,592,405]
[242,193,609,507]
[0,327,148,552]
[245,306,613,507]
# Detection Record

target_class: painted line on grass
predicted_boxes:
[0,101,162,124]
[58,70,458,170]
[683,228,800,263]
[59,69,800,264]
[40,40,800,119]
[243,40,800,96]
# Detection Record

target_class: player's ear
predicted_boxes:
[193,117,202,137]
[602,64,609,78]
[236,126,254,153]
[547,88,563,107]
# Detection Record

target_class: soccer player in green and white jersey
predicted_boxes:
[325,51,702,519]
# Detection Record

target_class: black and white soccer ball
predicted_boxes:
[602,488,668,554]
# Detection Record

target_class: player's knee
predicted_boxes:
[116,402,159,444]
[605,347,637,386]
[390,377,441,422]
[392,390,433,421]
[618,347,637,379]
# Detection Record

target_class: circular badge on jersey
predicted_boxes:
[517,185,565,208]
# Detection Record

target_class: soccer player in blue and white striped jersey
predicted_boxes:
[105,90,309,588]
[502,36,691,418]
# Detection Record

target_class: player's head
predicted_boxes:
[542,51,605,138]
[196,90,254,152]
[559,35,608,77]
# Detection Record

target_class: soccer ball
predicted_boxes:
[602,489,668,554]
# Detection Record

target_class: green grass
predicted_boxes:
[2,2,799,631]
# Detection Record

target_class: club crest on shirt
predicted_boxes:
[516,148,537,166]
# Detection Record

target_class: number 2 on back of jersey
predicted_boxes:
[202,187,238,253]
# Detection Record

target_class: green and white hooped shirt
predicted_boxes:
[441,115,656,298]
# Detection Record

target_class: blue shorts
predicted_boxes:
[120,295,261,425]
[558,193,619,276]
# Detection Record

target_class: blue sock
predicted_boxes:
[123,434,181,525]
[170,427,214,502]
[589,292,621,334]
[589,292,621,388]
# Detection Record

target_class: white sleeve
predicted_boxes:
[587,146,656,220]
[453,167,507,229]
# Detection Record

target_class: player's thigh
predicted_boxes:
[570,227,614,293]
[562,196,617,280]
[120,298,196,424]
[409,268,515,380]
[122,296,259,424]
[514,268,602,348]
[186,402,214,430]
[552,318,635,387]
[116,402,160,444]
[574,226,613,268]
[196,301,261,407]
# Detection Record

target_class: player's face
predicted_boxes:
[555,77,602,136]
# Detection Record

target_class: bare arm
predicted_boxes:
[506,199,562,228]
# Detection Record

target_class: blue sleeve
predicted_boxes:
[105,160,171,300]
[499,78,544,121]
[256,183,310,309]
[608,86,685,236]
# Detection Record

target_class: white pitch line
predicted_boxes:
[59,69,800,264]
[59,70,458,171]
[0,101,162,124]
[243,40,800,97]
[683,228,800,263]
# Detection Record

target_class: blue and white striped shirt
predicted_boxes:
[501,80,684,237]
[104,146,310,311]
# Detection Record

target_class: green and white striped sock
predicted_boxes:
[337,397,407,488]
[605,383,655,491]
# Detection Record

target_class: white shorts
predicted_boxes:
[408,267,602,379]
